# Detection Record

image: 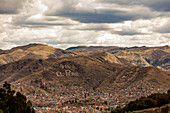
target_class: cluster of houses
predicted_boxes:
[0,79,168,113]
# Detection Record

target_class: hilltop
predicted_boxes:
[0,43,73,65]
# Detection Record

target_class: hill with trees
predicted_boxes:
[112,90,170,113]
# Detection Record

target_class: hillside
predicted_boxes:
[90,52,132,66]
[131,104,170,113]
[112,91,170,113]
[67,45,170,73]
[0,43,73,65]
[0,44,169,73]
[0,52,169,108]
[0,54,169,91]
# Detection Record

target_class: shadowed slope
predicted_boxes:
[0,54,169,91]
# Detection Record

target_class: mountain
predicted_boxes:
[0,44,169,73]
[90,52,133,66]
[0,54,169,91]
[0,51,169,107]
[0,44,169,110]
[67,45,170,73]
[112,46,170,73]
[66,46,125,55]
[0,43,73,65]
[0,49,4,53]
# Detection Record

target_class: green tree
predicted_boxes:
[168,89,170,94]
[112,90,170,113]
[0,82,35,113]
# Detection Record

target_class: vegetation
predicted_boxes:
[112,90,170,113]
[0,82,35,113]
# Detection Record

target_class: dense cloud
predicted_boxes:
[0,0,169,49]
[43,0,161,23]
[98,0,170,11]
[0,0,31,14]
[155,18,170,33]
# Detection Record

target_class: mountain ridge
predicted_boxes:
[0,44,169,73]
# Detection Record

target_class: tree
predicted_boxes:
[104,101,108,105]
[0,82,35,113]
[112,89,170,113]
[168,89,170,94]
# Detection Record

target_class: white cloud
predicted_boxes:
[0,0,31,14]
[154,18,170,33]
[0,0,169,50]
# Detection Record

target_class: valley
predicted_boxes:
[0,44,169,112]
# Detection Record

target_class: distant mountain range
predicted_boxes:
[0,44,169,73]
[66,45,170,73]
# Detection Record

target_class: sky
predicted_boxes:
[0,0,170,49]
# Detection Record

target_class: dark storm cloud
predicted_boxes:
[0,0,29,14]
[57,12,133,23]
[54,8,155,24]
[44,0,160,24]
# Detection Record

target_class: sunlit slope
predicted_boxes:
[0,44,73,64]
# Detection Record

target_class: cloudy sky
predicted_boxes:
[0,0,170,49]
